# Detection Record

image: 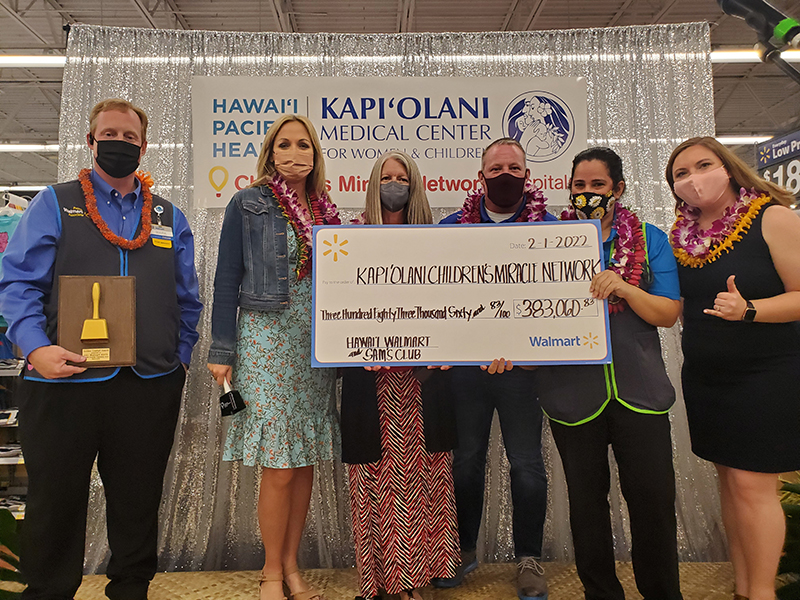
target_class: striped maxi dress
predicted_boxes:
[347,368,460,597]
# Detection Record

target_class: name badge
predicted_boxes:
[151,224,173,239]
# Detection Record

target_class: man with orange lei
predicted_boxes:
[0,99,202,600]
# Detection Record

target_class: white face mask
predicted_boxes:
[673,166,731,210]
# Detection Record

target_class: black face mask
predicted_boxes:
[570,190,615,220]
[483,172,526,208]
[92,138,141,178]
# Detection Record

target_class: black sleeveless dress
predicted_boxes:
[678,202,800,473]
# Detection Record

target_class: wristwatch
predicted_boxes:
[742,300,757,323]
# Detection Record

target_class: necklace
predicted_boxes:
[457,180,548,223]
[670,188,769,268]
[268,173,340,280]
[79,168,153,250]
[562,203,645,314]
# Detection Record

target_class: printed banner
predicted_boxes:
[758,129,800,199]
[192,76,588,208]
[311,221,611,366]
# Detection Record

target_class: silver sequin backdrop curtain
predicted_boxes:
[57,23,727,573]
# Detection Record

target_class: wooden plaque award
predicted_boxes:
[57,276,136,367]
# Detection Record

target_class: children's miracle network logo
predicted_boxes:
[321,233,349,262]
[502,91,575,163]
[208,166,229,198]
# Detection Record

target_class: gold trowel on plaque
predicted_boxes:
[80,282,109,342]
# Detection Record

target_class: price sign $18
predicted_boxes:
[762,159,800,196]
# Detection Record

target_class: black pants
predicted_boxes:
[18,367,185,600]
[550,401,683,600]
[450,367,547,559]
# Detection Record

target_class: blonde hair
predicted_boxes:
[364,151,432,225]
[250,115,328,199]
[666,137,794,208]
[89,98,148,142]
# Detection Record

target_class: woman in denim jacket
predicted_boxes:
[208,115,340,600]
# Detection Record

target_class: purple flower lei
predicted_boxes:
[561,203,646,309]
[268,173,340,279]
[670,188,758,259]
[457,180,548,223]
[270,173,340,234]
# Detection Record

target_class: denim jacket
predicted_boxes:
[208,186,290,365]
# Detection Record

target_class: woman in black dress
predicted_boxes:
[666,137,800,600]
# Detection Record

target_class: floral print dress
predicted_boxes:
[222,227,339,468]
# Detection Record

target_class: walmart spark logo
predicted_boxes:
[529,331,601,349]
[759,146,771,165]
[582,332,599,349]
[322,234,349,262]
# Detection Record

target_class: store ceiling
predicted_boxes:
[0,0,799,188]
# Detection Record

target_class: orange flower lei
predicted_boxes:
[79,168,153,250]
[671,194,770,268]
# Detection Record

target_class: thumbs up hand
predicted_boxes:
[704,275,747,321]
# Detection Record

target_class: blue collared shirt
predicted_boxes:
[439,195,558,224]
[0,169,202,366]
[603,220,680,301]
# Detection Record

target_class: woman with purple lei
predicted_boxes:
[667,137,800,600]
[538,147,684,600]
[207,115,341,600]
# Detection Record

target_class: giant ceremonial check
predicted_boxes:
[311,221,611,367]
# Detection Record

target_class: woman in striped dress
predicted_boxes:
[341,151,460,600]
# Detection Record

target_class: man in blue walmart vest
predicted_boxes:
[0,98,202,600]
